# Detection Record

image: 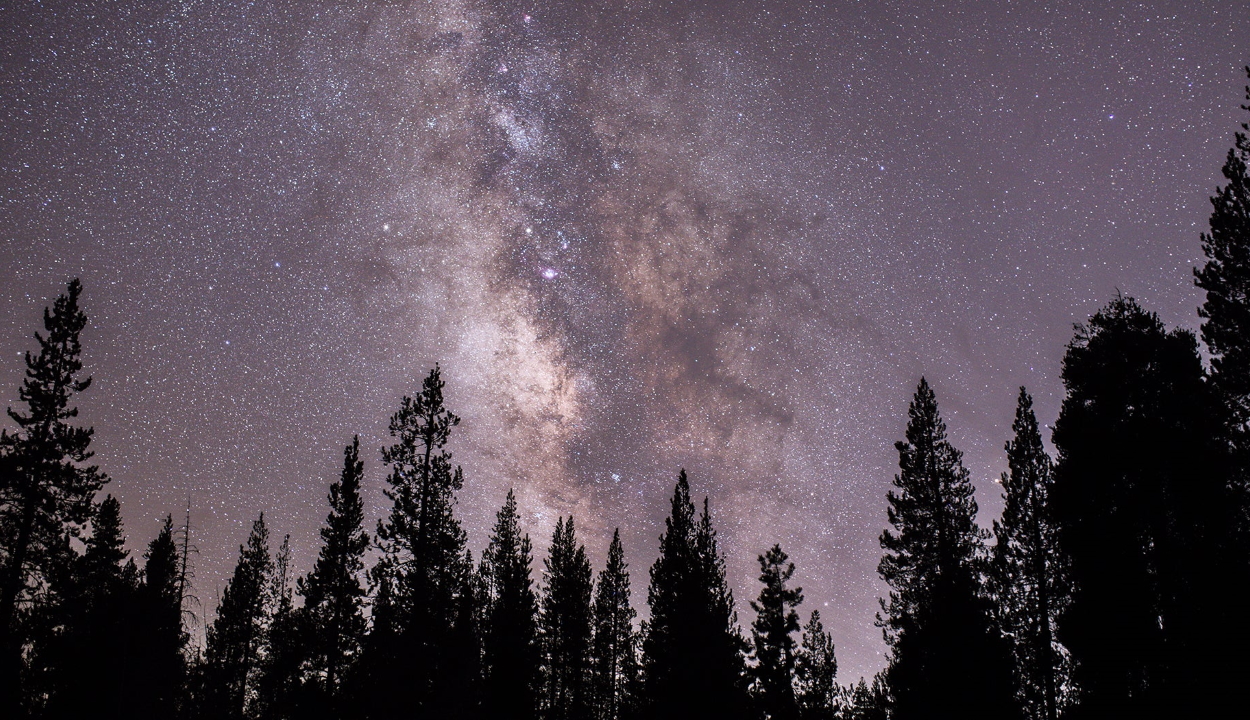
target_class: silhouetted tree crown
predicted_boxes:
[363,365,472,716]
[135,514,188,717]
[298,437,369,709]
[203,514,273,720]
[1051,295,1245,717]
[793,611,837,720]
[1197,66,1250,441]
[590,529,637,720]
[1193,71,1250,695]
[376,365,466,597]
[256,534,301,720]
[991,388,1068,720]
[0,279,106,714]
[481,489,539,720]
[878,378,1016,720]
[749,544,803,720]
[8,256,1250,720]
[39,494,139,719]
[643,470,749,720]
[540,516,593,720]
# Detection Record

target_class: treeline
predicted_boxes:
[5,76,1250,720]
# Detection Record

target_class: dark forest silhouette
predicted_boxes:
[5,73,1250,720]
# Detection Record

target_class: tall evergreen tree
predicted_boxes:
[203,514,273,720]
[991,388,1068,720]
[256,534,301,720]
[134,515,188,718]
[697,496,751,716]
[0,279,107,713]
[361,365,471,717]
[1196,67,1250,457]
[839,678,888,720]
[877,378,1015,719]
[643,470,749,720]
[42,494,139,719]
[1051,297,1244,717]
[1192,70,1250,698]
[355,564,399,718]
[540,516,593,720]
[590,529,637,720]
[298,437,368,713]
[481,490,539,720]
[750,544,803,720]
[793,611,836,720]
[446,547,484,720]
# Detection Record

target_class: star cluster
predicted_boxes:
[2,0,1248,679]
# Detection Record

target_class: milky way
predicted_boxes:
[3,1,1249,678]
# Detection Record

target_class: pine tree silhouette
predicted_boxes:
[0,279,107,714]
[203,514,273,720]
[1052,296,1244,717]
[590,530,638,720]
[134,515,188,717]
[643,470,749,720]
[256,534,301,720]
[840,677,889,720]
[361,365,472,717]
[1192,66,1250,714]
[298,437,369,715]
[41,495,140,719]
[1197,66,1250,458]
[749,544,803,720]
[481,490,539,720]
[991,388,1068,720]
[877,379,1016,719]
[540,516,594,720]
[793,611,836,720]
[445,546,484,720]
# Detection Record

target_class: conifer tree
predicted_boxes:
[355,564,399,718]
[540,516,593,720]
[203,514,273,720]
[642,471,699,717]
[256,534,301,720]
[81,495,131,580]
[749,544,803,720]
[839,678,888,720]
[363,365,471,716]
[696,496,751,717]
[481,490,539,720]
[1192,70,1250,696]
[877,379,1015,719]
[446,547,484,719]
[0,279,106,712]
[991,388,1067,720]
[1196,67,1250,455]
[134,515,188,718]
[590,529,637,720]
[794,611,836,720]
[643,471,749,720]
[298,437,368,711]
[42,495,139,719]
[1051,297,1244,716]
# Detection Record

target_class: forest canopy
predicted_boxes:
[3,60,1250,720]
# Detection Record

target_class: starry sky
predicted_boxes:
[2,0,1248,680]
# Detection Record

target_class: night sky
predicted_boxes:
[3,0,1248,680]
